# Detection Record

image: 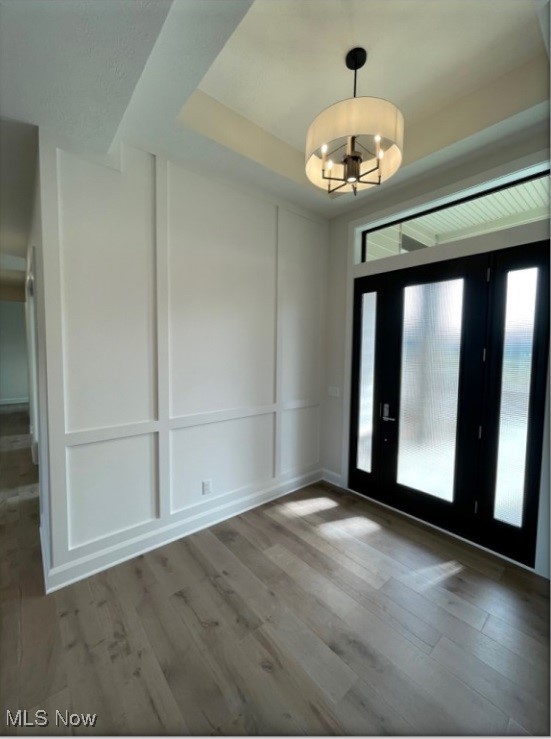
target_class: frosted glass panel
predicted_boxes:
[494,268,538,527]
[357,293,377,472]
[397,280,464,500]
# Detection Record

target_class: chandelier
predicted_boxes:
[305,47,404,196]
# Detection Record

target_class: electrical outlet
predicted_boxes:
[202,479,212,495]
[328,386,340,398]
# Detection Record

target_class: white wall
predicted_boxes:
[322,146,550,577]
[37,135,328,591]
[0,300,29,404]
[28,167,52,580]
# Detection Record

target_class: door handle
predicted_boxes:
[381,402,396,422]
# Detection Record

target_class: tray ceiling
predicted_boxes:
[199,0,546,152]
[0,0,548,255]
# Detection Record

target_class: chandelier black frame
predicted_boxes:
[321,48,383,196]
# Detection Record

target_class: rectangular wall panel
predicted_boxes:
[281,406,320,474]
[59,147,156,432]
[279,209,326,405]
[170,414,274,512]
[168,164,276,416]
[67,434,157,548]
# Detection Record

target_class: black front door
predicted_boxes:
[349,242,549,566]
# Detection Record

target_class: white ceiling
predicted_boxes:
[199,0,546,152]
[0,0,549,256]
[0,0,173,256]
[0,0,172,151]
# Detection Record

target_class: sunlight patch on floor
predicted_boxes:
[279,497,338,516]
[405,560,463,589]
[316,515,380,538]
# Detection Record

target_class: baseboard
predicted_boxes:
[39,522,51,588]
[321,468,344,487]
[43,469,323,593]
[0,397,29,406]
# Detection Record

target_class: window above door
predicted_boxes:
[361,172,550,264]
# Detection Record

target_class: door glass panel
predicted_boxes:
[397,279,464,500]
[494,268,538,527]
[357,292,377,472]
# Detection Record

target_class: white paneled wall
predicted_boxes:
[37,135,328,591]
[167,164,276,416]
[278,210,325,406]
[67,434,158,548]
[59,148,157,432]
[170,414,275,513]
[281,407,320,475]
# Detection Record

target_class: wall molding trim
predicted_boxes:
[321,468,344,487]
[36,135,328,592]
[169,404,277,430]
[65,420,158,446]
[44,470,323,593]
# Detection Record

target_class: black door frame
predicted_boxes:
[348,241,549,566]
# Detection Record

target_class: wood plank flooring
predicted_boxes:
[1,407,549,735]
[0,405,38,503]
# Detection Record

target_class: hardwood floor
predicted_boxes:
[0,405,38,503]
[1,407,549,734]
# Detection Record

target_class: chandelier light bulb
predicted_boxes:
[321,144,328,154]
[378,150,384,159]
[374,134,381,143]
